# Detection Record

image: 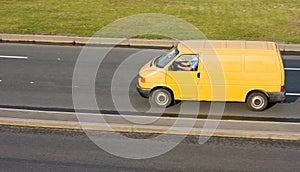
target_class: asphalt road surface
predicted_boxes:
[0,43,300,119]
[0,125,299,172]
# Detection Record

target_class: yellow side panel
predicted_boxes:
[243,55,281,94]
[199,55,244,101]
[166,71,199,100]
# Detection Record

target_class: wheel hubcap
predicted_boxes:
[156,92,168,106]
[251,96,264,109]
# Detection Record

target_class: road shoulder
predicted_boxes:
[0,108,299,140]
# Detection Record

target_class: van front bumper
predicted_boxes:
[268,92,285,102]
[136,80,151,98]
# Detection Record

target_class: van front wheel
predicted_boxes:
[150,89,172,108]
[247,92,268,111]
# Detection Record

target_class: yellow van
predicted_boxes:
[136,40,285,111]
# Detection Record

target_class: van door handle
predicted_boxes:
[197,72,201,78]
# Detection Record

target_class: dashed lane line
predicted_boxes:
[285,68,300,71]
[0,55,28,59]
[286,93,300,96]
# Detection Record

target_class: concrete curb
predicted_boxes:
[277,43,300,52]
[1,33,299,51]
[0,34,176,48]
[0,108,299,140]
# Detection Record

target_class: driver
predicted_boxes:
[177,55,198,71]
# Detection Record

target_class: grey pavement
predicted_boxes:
[0,43,300,119]
[0,43,300,140]
[0,125,299,172]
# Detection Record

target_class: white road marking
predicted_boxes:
[285,68,300,71]
[0,55,28,59]
[286,93,300,96]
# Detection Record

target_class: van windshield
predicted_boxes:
[155,47,179,68]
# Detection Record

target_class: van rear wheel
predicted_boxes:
[150,89,172,108]
[246,92,268,111]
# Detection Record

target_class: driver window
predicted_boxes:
[170,54,199,71]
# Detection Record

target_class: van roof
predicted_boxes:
[177,40,277,53]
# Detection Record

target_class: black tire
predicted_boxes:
[246,92,268,111]
[149,89,172,108]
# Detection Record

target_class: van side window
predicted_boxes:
[170,54,199,71]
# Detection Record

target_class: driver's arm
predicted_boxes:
[177,63,192,71]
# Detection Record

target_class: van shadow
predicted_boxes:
[284,96,299,103]
[266,95,299,110]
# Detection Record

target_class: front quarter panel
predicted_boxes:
[138,68,167,89]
